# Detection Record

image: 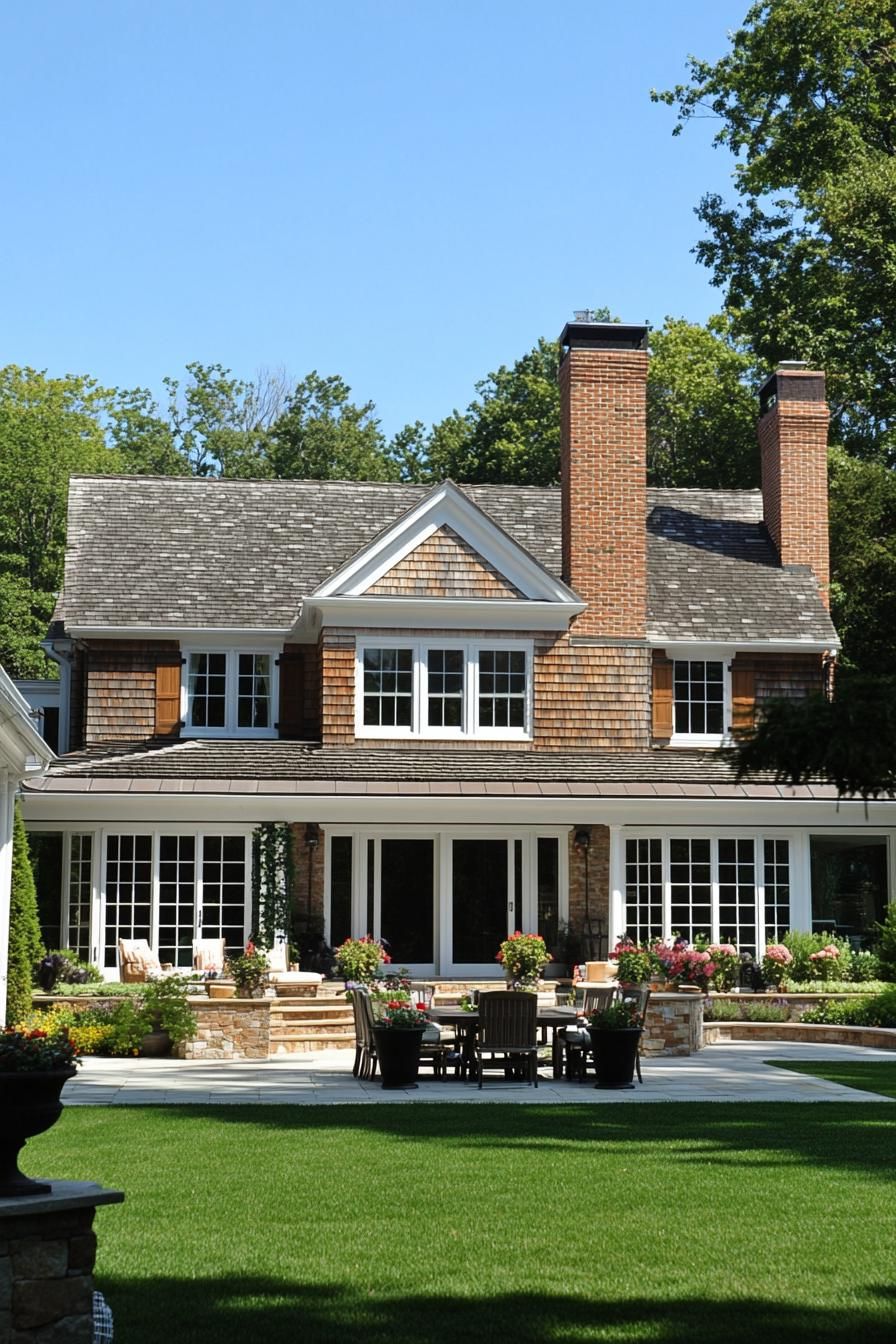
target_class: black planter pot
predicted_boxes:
[588,1027,642,1090]
[372,1026,425,1089]
[0,1067,78,1196]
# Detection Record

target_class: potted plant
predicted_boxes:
[666,946,716,993]
[0,1027,80,1196]
[610,939,651,986]
[496,932,550,989]
[371,999,429,1089]
[587,999,643,1090]
[761,943,793,988]
[139,977,197,1055]
[334,935,390,986]
[227,942,270,997]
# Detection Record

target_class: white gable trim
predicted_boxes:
[312,596,583,632]
[312,480,579,604]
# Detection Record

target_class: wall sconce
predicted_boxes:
[304,823,320,851]
[574,828,591,852]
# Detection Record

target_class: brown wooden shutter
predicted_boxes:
[731,665,756,735]
[652,657,673,739]
[155,663,182,737]
[277,649,305,739]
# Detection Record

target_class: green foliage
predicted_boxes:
[800,988,896,1028]
[227,946,270,996]
[588,1000,642,1030]
[333,936,388,985]
[140,977,197,1045]
[743,1000,790,1023]
[647,315,758,486]
[828,449,896,672]
[787,980,889,995]
[35,949,103,986]
[704,997,741,1021]
[781,930,852,983]
[262,372,401,482]
[873,902,896,981]
[0,1026,79,1071]
[6,803,43,1026]
[251,822,295,950]
[654,0,896,461]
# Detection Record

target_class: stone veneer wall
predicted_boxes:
[181,998,271,1059]
[642,993,703,1057]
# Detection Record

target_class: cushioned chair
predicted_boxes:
[192,937,226,974]
[474,991,539,1089]
[118,939,171,984]
[266,941,323,996]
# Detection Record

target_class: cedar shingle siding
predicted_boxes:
[84,639,180,743]
[368,526,523,598]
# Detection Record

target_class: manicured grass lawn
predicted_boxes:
[32,1104,896,1343]
[767,1059,896,1099]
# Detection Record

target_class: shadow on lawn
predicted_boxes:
[103,1276,896,1344]
[143,1101,896,1182]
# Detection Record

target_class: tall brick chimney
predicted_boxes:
[758,363,830,607]
[558,320,649,638]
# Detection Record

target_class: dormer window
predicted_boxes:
[670,656,730,746]
[357,640,532,740]
[183,649,278,737]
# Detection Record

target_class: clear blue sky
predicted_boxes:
[1,1,748,440]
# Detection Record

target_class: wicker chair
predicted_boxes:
[618,984,652,1083]
[474,991,539,1089]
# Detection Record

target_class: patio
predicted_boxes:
[62,1040,896,1105]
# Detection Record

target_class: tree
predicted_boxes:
[828,448,896,673]
[0,367,122,676]
[654,0,896,462]
[263,372,401,481]
[161,363,290,477]
[6,802,43,1026]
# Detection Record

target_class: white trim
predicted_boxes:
[181,647,280,739]
[312,596,583,632]
[355,638,533,742]
[66,625,296,639]
[313,480,581,605]
[650,637,841,654]
[668,652,731,748]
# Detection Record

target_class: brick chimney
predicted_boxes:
[558,320,649,638]
[758,363,830,606]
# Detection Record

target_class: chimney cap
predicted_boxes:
[759,364,826,416]
[559,320,649,354]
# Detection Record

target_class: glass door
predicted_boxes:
[378,839,435,972]
[449,838,510,976]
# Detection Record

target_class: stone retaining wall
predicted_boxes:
[704,1021,896,1050]
[180,997,271,1060]
[643,992,703,1056]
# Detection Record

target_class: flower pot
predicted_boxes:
[0,1068,78,1196]
[587,1027,642,1090]
[207,982,236,999]
[140,1029,172,1057]
[372,1026,425,1089]
[585,961,615,983]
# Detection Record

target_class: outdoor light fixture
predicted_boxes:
[304,823,320,850]
[574,828,591,851]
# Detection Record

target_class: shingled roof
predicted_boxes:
[58,475,836,644]
[24,738,841,801]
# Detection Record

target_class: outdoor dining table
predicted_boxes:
[428,1004,580,1080]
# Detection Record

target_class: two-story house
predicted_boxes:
[20,320,896,980]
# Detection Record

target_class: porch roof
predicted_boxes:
[23,738,844,800]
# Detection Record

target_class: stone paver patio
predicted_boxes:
[63,1041,895,1105]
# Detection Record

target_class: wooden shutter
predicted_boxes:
[652,658,673,739]
[277,649,305,739]
[731,665,756,735]
[155,663,182,737]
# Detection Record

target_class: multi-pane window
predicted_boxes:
[669,837,713,944]
[674,660,725,736]
[357,641,531,738]
[67,834,93,963]
[479,650,527,728]
[427,649,464,728]
[184,650,275,735]
[764,839,791,942]
[201,836,248,955]
[718,837,757,954]
[157,835,196,968]
[362,648,414,727]
[104,835,152,968]
[625,838,663,944]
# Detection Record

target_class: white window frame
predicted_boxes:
[354,638,533,741]
[181,647,279,738]
[669,649,733,748]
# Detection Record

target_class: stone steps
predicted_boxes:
[268,997,355,1053]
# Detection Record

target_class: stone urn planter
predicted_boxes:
[587,1027,642,1090]
[0,1068,78,1196]
[207,982,237,999]
[372,1026,425,1089]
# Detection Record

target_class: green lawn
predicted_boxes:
[767,1059,896,1099]
[32,1104,896,1344]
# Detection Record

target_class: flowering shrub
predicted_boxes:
[334,936,389,985]
[610,939,652,985]
[762,944,794,986]
[808,943,842,983]
[227,942,270,996]
[496,932,550,987]
[706,943,740,991]
[666,947,716,990]
[588,1000,642,1030]
[0,1027,80,1072]
[373,999,429,1029]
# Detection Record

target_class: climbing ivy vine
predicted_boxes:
[251,822,295,950]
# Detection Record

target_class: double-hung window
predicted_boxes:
[357,640,532,740]
[671,657,730,745]
[183,649,277,737]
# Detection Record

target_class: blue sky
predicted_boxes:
[1,1,748,440]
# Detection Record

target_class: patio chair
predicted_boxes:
[618,984,652,1083]
[117,938,173,984]
[192,937,226,974]
[474,991,539,1089]
[267,941,323,996]
[556,985,619,1081]
[349,988,377,1080]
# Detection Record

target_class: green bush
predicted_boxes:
[785,980,890,995]
[782,930,853,982]
[34,982,145,998]
[6,803,43,1026]
[140,978,196,1045]
[743,1001,791,1022]
[850,950,882,982]
[800,988,896,1028]
[704,998,741,1020]
[874,904,896,981]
